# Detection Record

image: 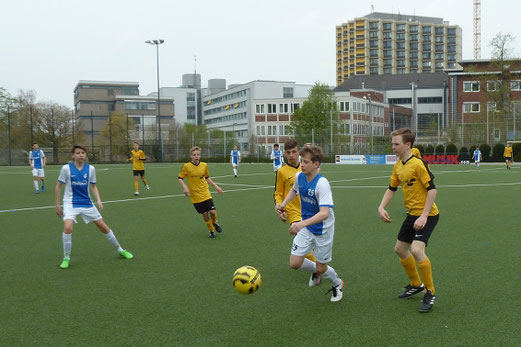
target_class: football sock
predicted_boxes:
[417,257,435,294]
[62,233,72,259]
[105,230,123,253]
[322,265,342,287]
[298,258,317,273]
[205,220,214,231]
[134,181,139,192]
[233,168,237,176]
[33,181,39,190]
[305,252,317,262]
[142,178,147,186]
[400,254,422,287]
[210,212,217,224]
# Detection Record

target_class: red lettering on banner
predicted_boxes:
[422,155,459,164]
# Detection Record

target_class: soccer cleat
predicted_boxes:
[146,185,150,190]
[398,283,425,299]
[209,231,216,238]
[326,280,344,302]
[134,191,140,196]
[35,190,39,194]
[419,290,436,313]
[41,186,45,192]
[119,250,134,259]
[234,175,237,178]
[309,273,322,287]
[213,223,223,233]
[60,258,70,269]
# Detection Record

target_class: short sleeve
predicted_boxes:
[29,151,33,160]
[389,163,401,189]
[178,164,188,179]
[40,150,45,158]
[140,150,145,159]
[316,178,334,207]
[416,160,435,190]
[292,172,301,195]
[58,165,68,183]
[204,163,210,178]
[90,166,97,184]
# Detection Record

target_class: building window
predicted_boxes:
[448,54,456,61]
[291,103,300,112]
[422,52,431,59]
[370,40,378,48]
[397,33,406,40]
[383,41,392,48]
[370,31,378,38]
[384,32,392,39]
[487,80,498,91]
[410,25,418,32]
[422,26,431,34]
[383,22,392,31]
[435,53,444,60]
[397,68,405,74]
[370,21,379,29]
[397,50,406,58]
[423,35,431,42]
[397,24,406,31]
[383,50,392,57]
[410,51,418,58]
[384,59,392,66]
[384,68,392,74]
[410,43,418,50]
[463,102,480,113]
[410,60,418,67]
[463,81,480,92]
[397,59,405,67]
[267,104,277,113]
[510,80,521,91]
[370,49,378,56]
[448,45,456,52]
[279,125,285,136]
[447,63,456,69]
[448,37,457,44]
[435,44,444,52]
[435,62,444,68]
[447,28,456,36]
[435,36,444,43]
[256,104,265,113]
[370,67,379,75]
[418,97,443,104]
[370,58,379,65]
[283,87,293,98]
[423,61,432,68]
[410,34,418,41]
[423,43,431,51]
[397,42,405,49]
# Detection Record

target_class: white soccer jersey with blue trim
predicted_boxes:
[29,149,45,169]
[58,163,96,208]
[292,172,335,235]
[271,149,283,166]
[230,150,240,164]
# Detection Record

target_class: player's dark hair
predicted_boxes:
[300,146,323,164]
[391,128,415,147]
[284,139,298,151]
[71,144,87,153]
[274,144,279,148]
[32,142,38,146]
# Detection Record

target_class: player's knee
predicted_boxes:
[289,258,302,270]
[63,226,73,234]
[410,245,426,260]
[394,245,408,258]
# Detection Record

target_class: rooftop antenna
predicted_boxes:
[371,4,374,13]
[194,55,197,75]
[473,0,482,59]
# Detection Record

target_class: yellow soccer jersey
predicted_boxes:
[504,146,513,157]
[274,162,301,223]
[130,150,146,170]
[389,156,439,217]
[178,161,212,203]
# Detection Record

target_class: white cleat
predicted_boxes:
[134,191,140,196]
[146,185,150,190]
[309,273,322,288]
[328,281,344,302]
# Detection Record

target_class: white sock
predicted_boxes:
[33,181,39,190]
[233,168,237,175]
[298,258,317,272]
[105,230,123,253]
[62,233,72,259]
[322,265,342,287]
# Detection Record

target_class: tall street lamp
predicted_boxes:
[145,39,164,162]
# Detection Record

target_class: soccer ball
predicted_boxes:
[232,265,262,294]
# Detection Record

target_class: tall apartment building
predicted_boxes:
[336,12,462,84]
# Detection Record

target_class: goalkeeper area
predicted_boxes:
[1,163,519,345]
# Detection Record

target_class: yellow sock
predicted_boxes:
[134,181,139,192]
[143,178,147,186]
[205,220,214,231]
[210,212,217,224]
[399,254,422,287]
[305,252,317,262]
[417,257,435,294]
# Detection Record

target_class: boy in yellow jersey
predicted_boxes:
[378,128,439,313]
[503,142,513,170]
[128,142,150,196]
[178,146,224,238]
[274,139,321,287]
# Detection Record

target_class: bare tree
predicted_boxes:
[490,32,517,62]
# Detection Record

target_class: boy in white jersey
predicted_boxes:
[276,146,344,302]
[28,142,46,194]
[472,146,482,169]
[230,145,241,177]
[55,145,133,269]
[270,143,284,171]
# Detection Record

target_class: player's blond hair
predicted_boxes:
[190,146,201,154]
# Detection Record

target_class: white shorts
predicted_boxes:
[32,168,45,177]
[63,204,102,224]
[231,162,239,167]
[273,164,282,171]
[291,227,334,263]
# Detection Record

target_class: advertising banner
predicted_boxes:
[335,155,366,164]
[422,154,459,164]
[335,154,395,165]
[364,155,387,165]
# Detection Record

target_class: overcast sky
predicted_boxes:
[1,0,520,107]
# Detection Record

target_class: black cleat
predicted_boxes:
[209,231,216,238]
[213,223,223,233]
[398,283,425,299]
[419,290,436,313]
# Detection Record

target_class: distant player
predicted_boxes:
[270,143,284,171]
[128,142,150,196]
[503,142,513,170]
[273,139,321,288]
[230,145,241,177]
[378,128,439,313]
[55,145,133,269]
[472,146,482,169]
[179,146,224,238]
[29,142,46,194]
[276,145,344,302]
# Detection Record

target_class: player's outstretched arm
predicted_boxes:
[55,182,63,217]
[378,189,396,223]
[206,177,224,194]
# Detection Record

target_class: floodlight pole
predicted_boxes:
[146,39,165,162]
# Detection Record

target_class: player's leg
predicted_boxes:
[133,173,139,195]
[209,208,222,233]
[40,171,45,192]
[395,215,424,297]
[60,219,74,268]
[202,210,216,238]
[93,217,133,259]
[141,173,149,190]
[313,231,343,301]
[233,164,238,177]
[32,170,39,193]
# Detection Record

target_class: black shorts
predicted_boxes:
[505,156,512,162]
[133,170,145,176]
[193,199,215,214]
[397,214,439,246]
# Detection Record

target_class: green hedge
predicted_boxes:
[492,143,505,162]
[446,143,458,154]
[425,145,434,155]
[435,144,444,154]
[514,143,521,162]
[415,144,425,155]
